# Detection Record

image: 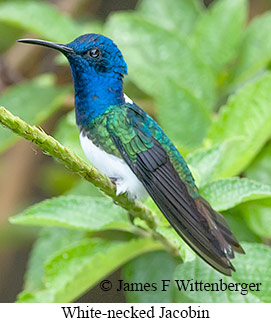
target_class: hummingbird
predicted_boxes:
[18,34,244,276]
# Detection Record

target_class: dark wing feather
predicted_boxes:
[107,106,244,276]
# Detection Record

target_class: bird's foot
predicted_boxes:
[109,176,118,185]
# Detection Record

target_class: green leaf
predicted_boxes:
[0,21,23,53]
[187,138,243,187]
[0,74,69,152]
[240,199,271,238]
[106,12,216,108]
[21,227,87,293]
[200,177,271,212]
[10,195,134,233]
[66,179,103,198]
[223,209,261,243]
[157,80,211,151]
[0,1,80,42]
[156,226,195,263]
[38,163,78,196]
[123,250,178,302]
[174,243,271,303]
[137,0,201,35]
[193,0,247,71]
[207,72,271,177]
[233,12,271,85]
[242,143,271,238]
[54,111,86,160]
[19,237,162,302]
[245,141,271,187]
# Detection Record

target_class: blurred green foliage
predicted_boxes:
[0,0,271,303]
[0,74,70,152]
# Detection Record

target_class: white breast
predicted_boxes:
[79,132,147,200]
[79,93,147,200]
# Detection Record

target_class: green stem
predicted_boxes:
[0,106,178,255]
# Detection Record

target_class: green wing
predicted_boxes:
[107,104,244,276]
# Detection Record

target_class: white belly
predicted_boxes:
[79,132,147,200]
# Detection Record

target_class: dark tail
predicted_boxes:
[138,157,245,276]
[194,196,245,273]
[136,149,245,276]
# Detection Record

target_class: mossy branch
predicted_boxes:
[0,106,178,255]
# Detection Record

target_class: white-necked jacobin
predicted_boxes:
[18,34,244,276]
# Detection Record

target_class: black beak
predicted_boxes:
[17,38,74,55]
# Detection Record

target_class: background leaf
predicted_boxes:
[21,227,87,293]
[157,80,211,151]
[19,237,162,302]
[137,0,201,35]
[0,1,80,42]
[0,74,69,152]
[54,111,86,160]
[10,195,134,233]
[106,12,216,108]
[187,138,243,186]
[192,0,247,72]
[0,21,23,53]
[200,177,271,211]
[207,72,271,177]
[66,179,103,198]
[245,141,271,187]
[241,142,271,238]
[240,199,271,238]
[223,209,261,243]
[156,226,195,262]
[232,12,271,85]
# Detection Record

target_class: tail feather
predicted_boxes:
[139,162,240,276]
[195,196,245,257]
[136,157,244,276]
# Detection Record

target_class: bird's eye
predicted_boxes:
[87,48,101,59]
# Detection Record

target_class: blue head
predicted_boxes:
[18,34,128,127]
[66,34,127,79]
